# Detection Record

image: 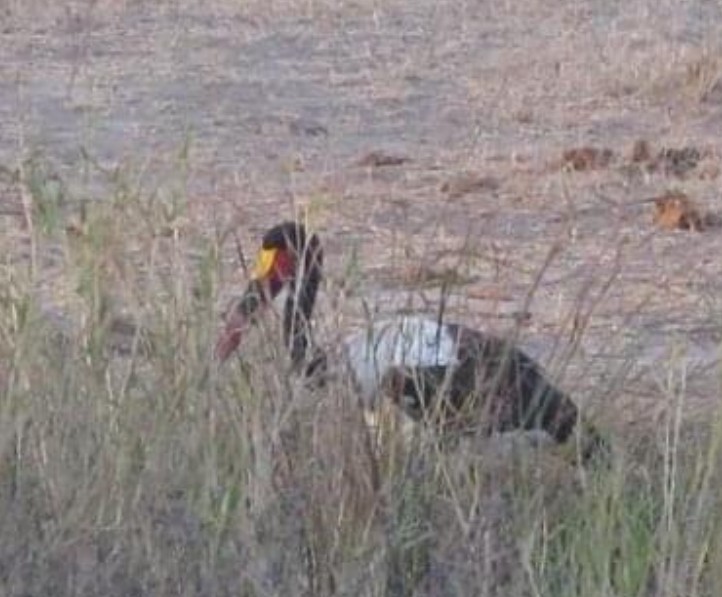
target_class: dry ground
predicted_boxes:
[3,0,722,422]
[2,0,722,595]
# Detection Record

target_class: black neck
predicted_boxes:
[283,235,323,369]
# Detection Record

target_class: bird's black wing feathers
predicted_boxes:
[384,326,579,442]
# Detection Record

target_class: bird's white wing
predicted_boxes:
[342,316,459,408]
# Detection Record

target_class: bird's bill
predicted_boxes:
[214,281,266,362]
[252,247,278,280]
[215,315,246,362]
[214,246,288,362]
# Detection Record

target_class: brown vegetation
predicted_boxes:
[652,191,704,231]
[630,139,653,163]
[561,147,614,171]
[628,139,714,178]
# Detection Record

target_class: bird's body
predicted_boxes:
[216,221,605,460]
[340,316,578,443]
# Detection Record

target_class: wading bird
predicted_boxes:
[215,221,605,461]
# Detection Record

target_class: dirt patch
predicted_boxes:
[356,150,411,168]
[561,147,615,172]
[655,146,704,177]
[440,173,501,199]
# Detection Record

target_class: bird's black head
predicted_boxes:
[250,221,322,295]
[215,220,324,363]
[261,221,309,253]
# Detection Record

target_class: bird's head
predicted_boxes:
[215,221,323,362]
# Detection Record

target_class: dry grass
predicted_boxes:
[2,0,722,595]
[1,142,722,597]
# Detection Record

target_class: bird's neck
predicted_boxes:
[283,266,321,369]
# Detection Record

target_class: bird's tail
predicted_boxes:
[563,419,612,468]
[530,386,611,467]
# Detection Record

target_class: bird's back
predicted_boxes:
[342,316,460,407]
[342,316,580,443]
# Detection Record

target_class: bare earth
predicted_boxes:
[2,0,722,429]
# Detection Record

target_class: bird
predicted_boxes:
[215,221,606,461]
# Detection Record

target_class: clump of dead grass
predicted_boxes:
[652,190,704,232]
[646,45,722,105]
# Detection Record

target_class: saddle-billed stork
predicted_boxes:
[215,221,606,461]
